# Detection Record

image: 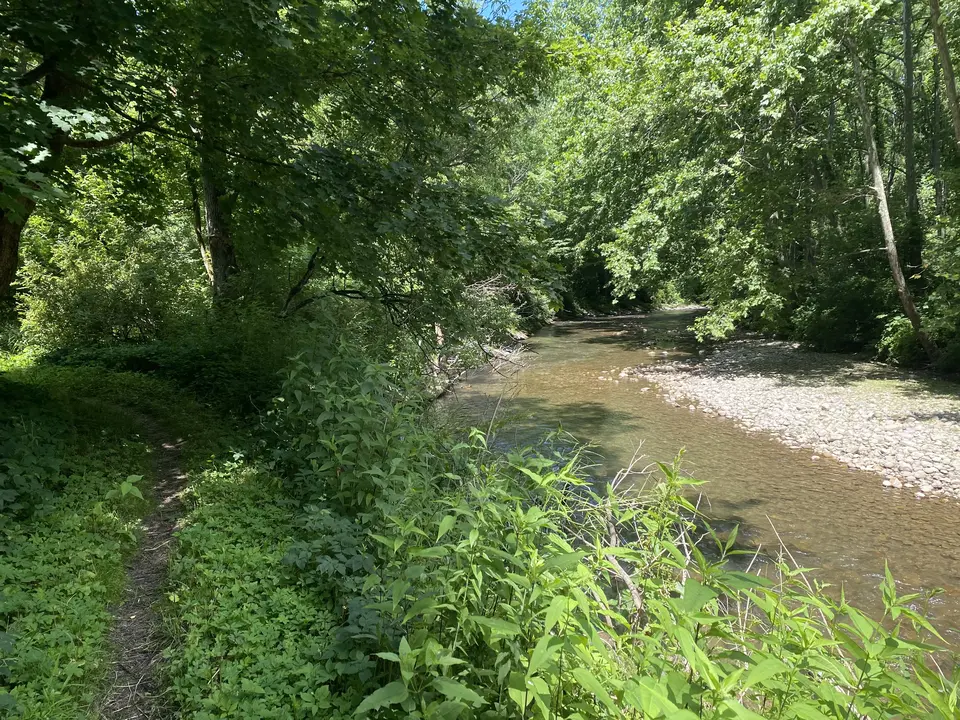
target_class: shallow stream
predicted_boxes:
[446,310,960,639]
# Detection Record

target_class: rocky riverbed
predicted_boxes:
[628,340,960,500]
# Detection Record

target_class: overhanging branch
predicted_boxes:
[62,119,155,149]
[15,55,57,87]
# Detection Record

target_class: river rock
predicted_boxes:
[633,339,960,501]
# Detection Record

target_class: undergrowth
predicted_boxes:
[0,367,153,718]
[0,356,231,718]
[164,462,341,719]
[6,342,958,719]
[164,340,960,719]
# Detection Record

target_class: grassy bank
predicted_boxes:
[3,348,959,719]
[167,344,960,719]
[0,363,154,717]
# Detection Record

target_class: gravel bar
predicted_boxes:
[630,340,960,500]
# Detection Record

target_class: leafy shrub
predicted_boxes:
[877,315,928,367]
[18,171,208,353]
[264,344,959,720]
[936,339,960,374]
[793,273,889,353]
[18,221,207,352]
[268,339,443,512]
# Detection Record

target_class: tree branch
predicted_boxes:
[61,120,155,149]
[281,245,323,316]
[15,55,57,87]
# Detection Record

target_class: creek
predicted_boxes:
[446,310,960,640]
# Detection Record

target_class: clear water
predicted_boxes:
[445,311,960,640]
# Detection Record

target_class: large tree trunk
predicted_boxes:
[200,152,237,296]
[850,40,939,363]
[902,0,924,287]
[932,0,960,149]
[0,63,72,300]
[933,55,946,231]
[0,199,34,301]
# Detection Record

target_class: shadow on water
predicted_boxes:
[445,310,960,642]
[666,340,960,397]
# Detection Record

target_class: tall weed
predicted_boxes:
[268,343,959,719]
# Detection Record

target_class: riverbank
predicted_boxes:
[630,339,960,500]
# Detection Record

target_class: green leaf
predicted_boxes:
[542,551,586,572]
[354,681,409,715]
[788,702,833,720]
[721,699,768,720]
[545,594,569,633]
[432,677,486,707]
[241,678,266,695]
[721,570,773,590]
[469,616,521,636]
[680,578,717,613]
[527,635,563,677]
[437,514,456,540]
[572,667,616,711]
[743,657,789,689]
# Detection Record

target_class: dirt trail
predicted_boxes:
[97,418,186,719]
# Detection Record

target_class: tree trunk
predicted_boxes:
[933,55,946,233]
[0,201,33,301]
[187,165,215,284]
[0,64,72,300]
[850,40,939,363]
[200,153,237,296]
[902,0,924,287]
[932,0,960,148]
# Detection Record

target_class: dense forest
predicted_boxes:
[2,0,960,718]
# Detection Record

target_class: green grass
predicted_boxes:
[0,355,230,718]
[0,363,153,718]
[164,464,341,719]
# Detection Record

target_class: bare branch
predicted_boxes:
[281,245,323,316]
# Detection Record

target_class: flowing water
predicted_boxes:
[446,310,960,639]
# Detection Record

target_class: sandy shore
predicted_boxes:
[630,340,960,500]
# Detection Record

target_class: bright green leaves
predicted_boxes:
[430,677,485,707]
[354,681,408,715]
[105,474,144,501]
[678,577,718,613]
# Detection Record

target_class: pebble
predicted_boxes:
[634,340,960,500]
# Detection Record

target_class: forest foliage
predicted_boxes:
[514,0,960,368]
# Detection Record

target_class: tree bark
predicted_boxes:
[933,55,946,231]
[200,152,237,296]
[187,165,215,284]
[932,0,960,148]
[902,0,924,287]
[850,40,939,363]
[0,63,71,300]
[0,200,34,301]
